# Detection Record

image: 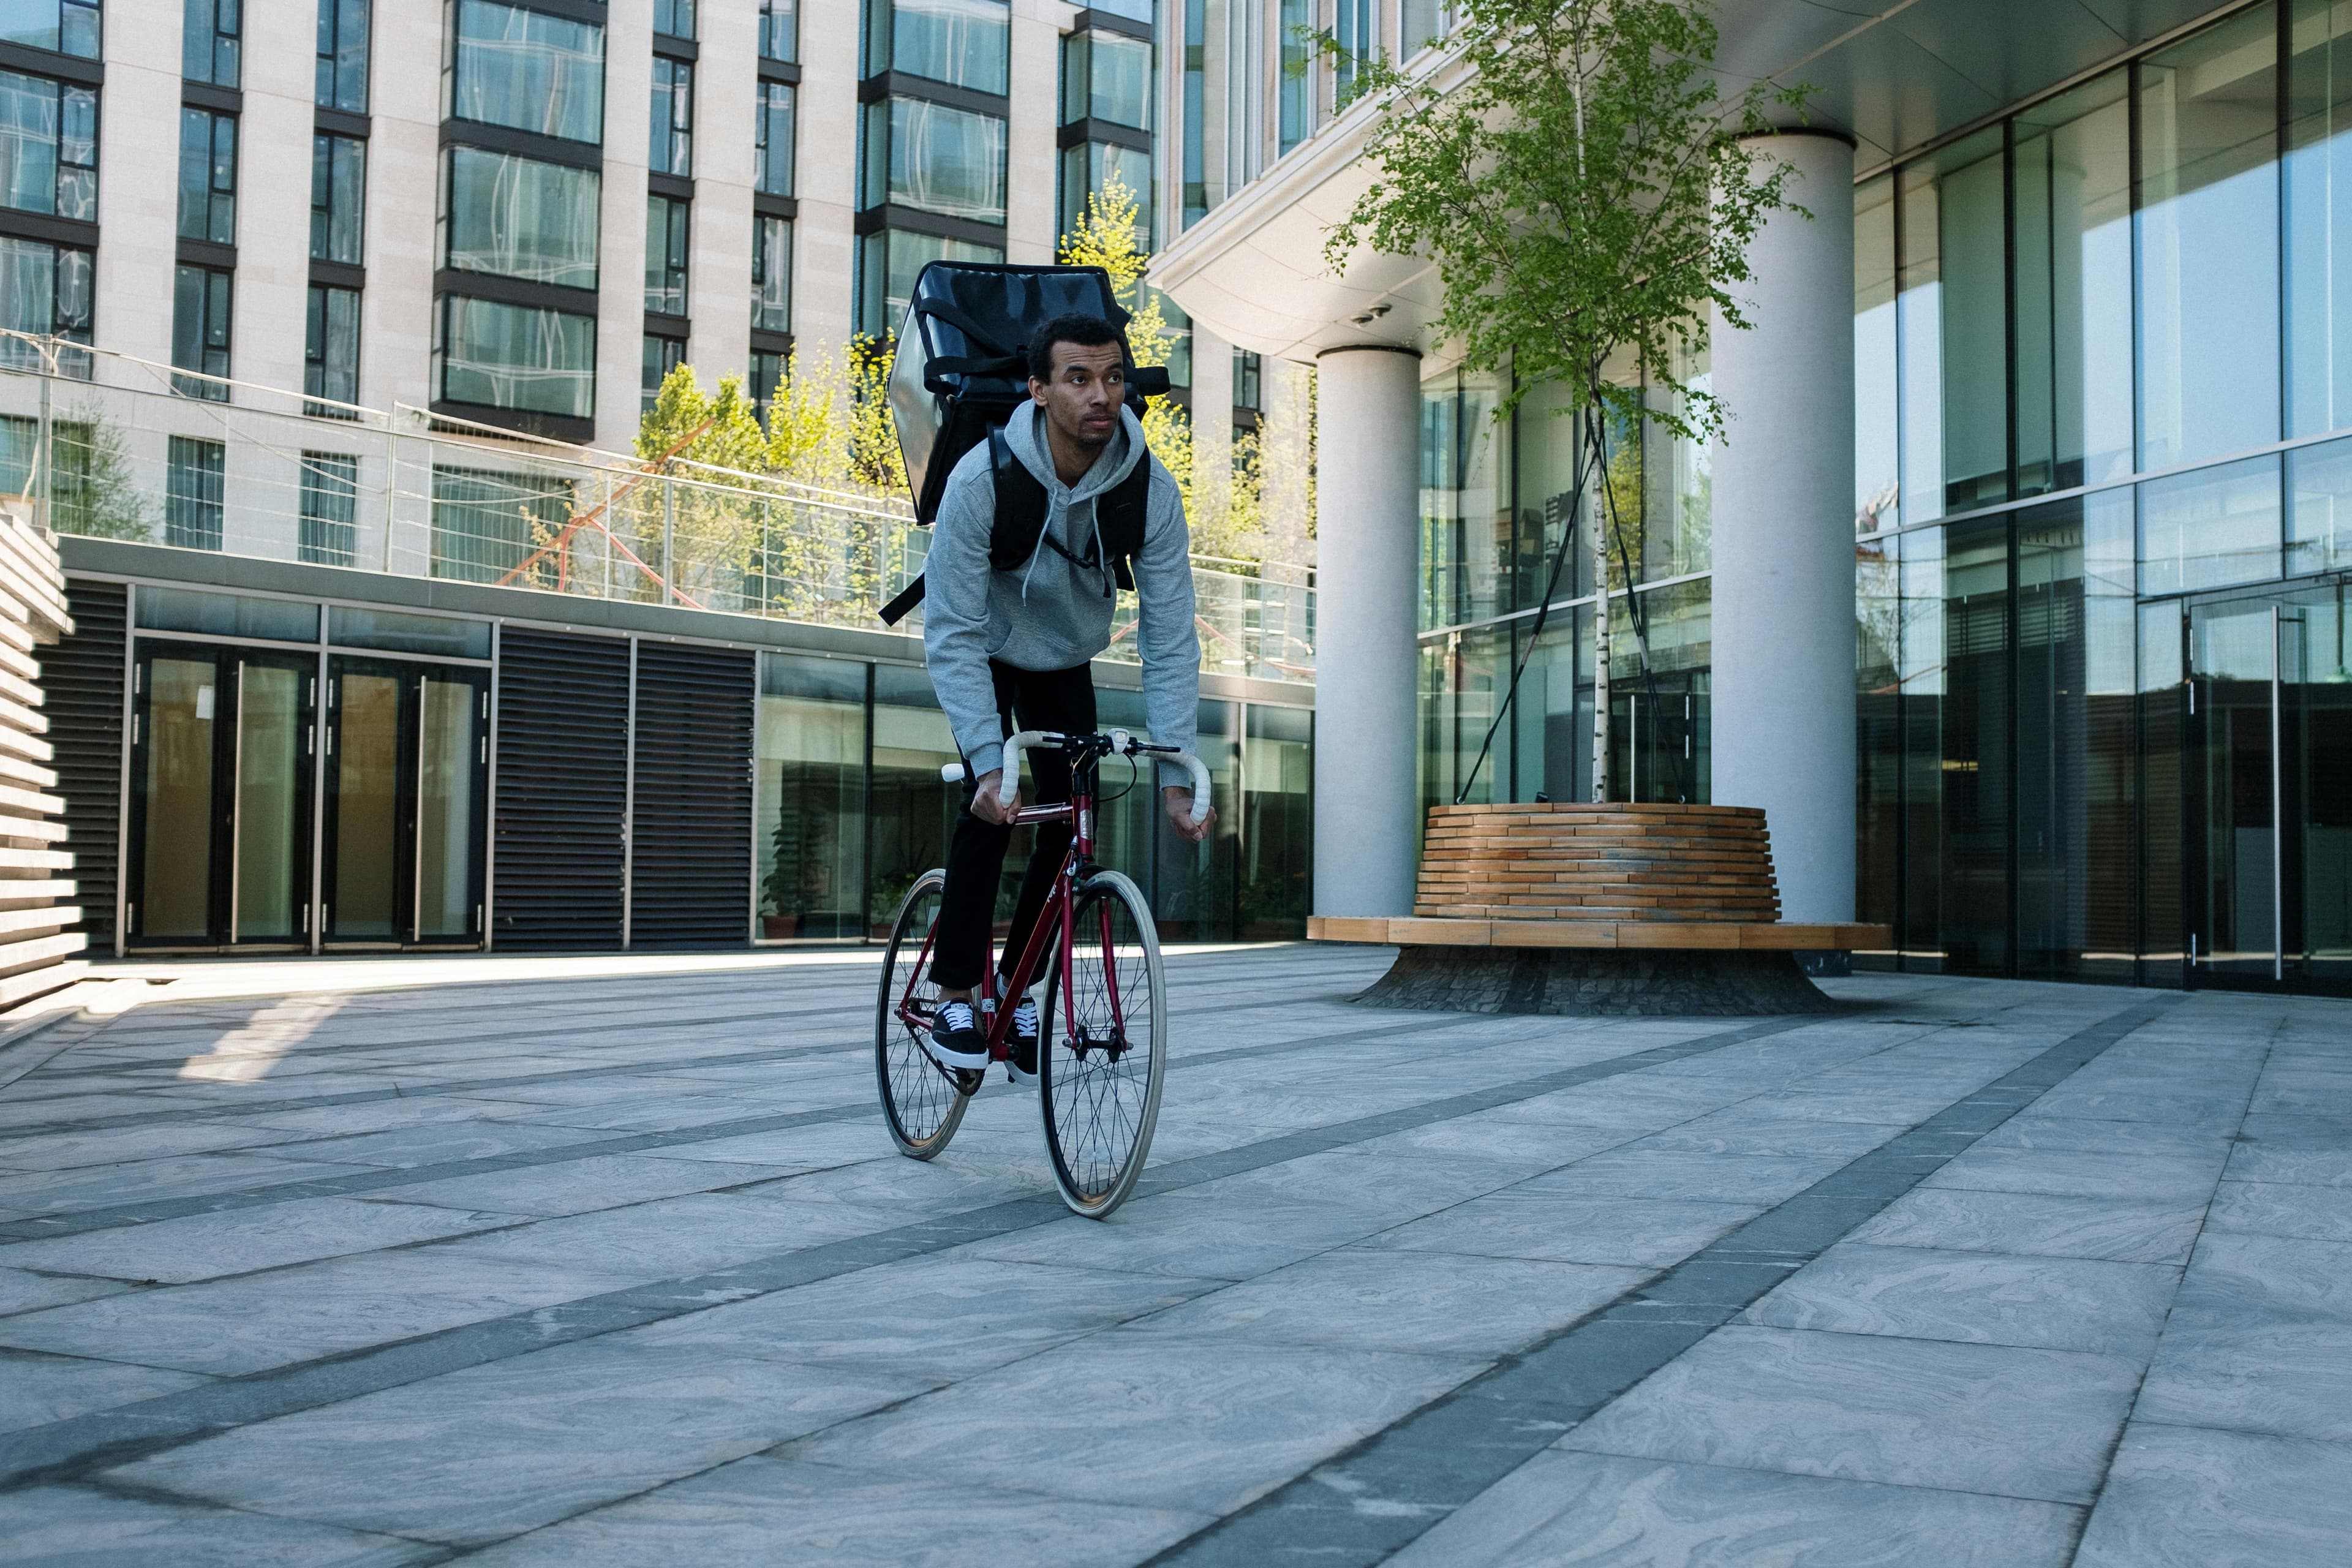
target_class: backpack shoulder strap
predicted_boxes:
[1097,447,1153,592]
[987,426,1048,572]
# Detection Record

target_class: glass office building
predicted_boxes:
[1409,3,2351,993]
[1852,1,2349,992]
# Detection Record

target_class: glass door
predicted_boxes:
[323,657,488,947]
[127,645,316,947]
[2188,583,2352,988]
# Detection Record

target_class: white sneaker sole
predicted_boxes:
[923,1033,989,1071]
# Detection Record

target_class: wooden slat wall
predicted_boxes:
[1416,802,1782,924]
[628,642,754,949]
[0,502,84,1006]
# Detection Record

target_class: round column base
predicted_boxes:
[1354,944,1838,1018]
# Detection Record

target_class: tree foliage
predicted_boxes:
[1329,0,1809,440]
[1329,0,1810,802]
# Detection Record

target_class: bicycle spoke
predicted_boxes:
[1039,873,1163,1215]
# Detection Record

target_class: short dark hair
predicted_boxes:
[1027,312,1126,383]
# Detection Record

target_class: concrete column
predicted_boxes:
[1311,344,1422,919]
[1708,130,1856,923]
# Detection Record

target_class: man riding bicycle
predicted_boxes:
[921,312,1212,1080]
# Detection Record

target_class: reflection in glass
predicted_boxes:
[442,147,600,289]
[1942,518,2010,973]
[2290,0,2352,437]
[753,216,791,334]
[2014,70,2133,494]
[2290,434,2352,575]
[1242,704,1310,938]
[2138,3,2281,470]
[865,98,1006,222]
[2139,454,2282,597]
[1152,699,1236,941]
[311,134,364,265]
[333,671,399,937]
[873,0,1009,93]
[142,656,216,940]
[1909,130,2008,514]
[417,677,475,938]
[1854,175,1898,531]
[869,664,959,935]
[235,663,301,940]
[756,654,865,938]
[854,230,1000,339]
[451,0,605,144]
[435,296,597,419]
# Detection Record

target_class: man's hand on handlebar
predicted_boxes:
[971,769,1021,824]
[1164,786,1215,844]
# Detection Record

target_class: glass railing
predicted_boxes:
[0,334,1313,680]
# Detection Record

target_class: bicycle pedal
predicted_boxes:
[952,1068,986,1097]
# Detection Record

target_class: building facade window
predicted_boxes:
[649,55,692,177]
[1232,349,1260,411]
[440,145,599,288]
[176,107,236,244]
[1062,28,1150,129]
[752,213,790,333]
[435,294,595,418]
[164,435,225,549]
[855,228,998,338]
[861,97,1005,222]
[644,192,687,315]
[0,71,96,221]
[310,132,364,264]
[750,346,783,427]
[183,0,239,88]
[641,331,683,412]
[448,0,605,145]
[305,282,358,409]
[172,263,232,398]
[1059,140,1150,242]
[299,451,358,565]
[867,0,1009,94]
[1,0,101,59]
[653,0,695,40]
[759,0,797,62]
[0,234,92,372]
[316,0,369,111]
[754,80,794,197]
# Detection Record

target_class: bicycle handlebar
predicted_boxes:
[938,731,1212,827]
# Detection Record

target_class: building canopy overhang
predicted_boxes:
[1153,0,2233,361]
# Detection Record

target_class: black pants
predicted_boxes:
[929,660,1096,991]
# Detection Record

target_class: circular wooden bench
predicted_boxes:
[1310,803,1891,1016]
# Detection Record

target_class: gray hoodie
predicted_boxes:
[921,401,1199,787]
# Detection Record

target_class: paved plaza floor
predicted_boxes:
[0,944,2346,1565]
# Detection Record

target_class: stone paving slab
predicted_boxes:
[0,946,2343,1564]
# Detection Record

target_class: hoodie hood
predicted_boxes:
[1001,401,1147,598]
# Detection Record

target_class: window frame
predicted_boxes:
[183,0,241,88]
[177,105,238,246]
[752,213,791,334]
[305,282,361,414]
[172,263,233,400]
[649,54,693,177]
[315,0,371,113]
[754,78,794,198]
[644,191,688,317]
[0,0,104,60]
[445,0,608,148]
[0,68,98,221]
[310,131,366,265]
[434,291,599,421]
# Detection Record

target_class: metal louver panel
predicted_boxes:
[629,642,753,949]
[493,629,629,951]
[41,580,125,952]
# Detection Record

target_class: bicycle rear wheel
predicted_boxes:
[875,869,974,1159]
[1036,869,1165,1218]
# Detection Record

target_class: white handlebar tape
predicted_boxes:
[940,763,966,784]
[991,731,1212,826]
[998,731,1049,813]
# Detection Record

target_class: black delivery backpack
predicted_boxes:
[879,261,1169,625]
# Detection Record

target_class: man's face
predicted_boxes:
[1030,340,1126,453]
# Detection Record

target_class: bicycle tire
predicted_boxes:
[874,869,973,1159]
[1036,869,1165,1218]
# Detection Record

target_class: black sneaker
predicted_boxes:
[1008,997,1040,1085]
[925,999,988,1070]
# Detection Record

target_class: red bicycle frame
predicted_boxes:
[892,745,1126,1067]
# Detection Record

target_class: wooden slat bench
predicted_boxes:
[1314,802,1890,1016]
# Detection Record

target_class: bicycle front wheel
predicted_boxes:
[875,869,973,1159]
[1036,869,1166,1218]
